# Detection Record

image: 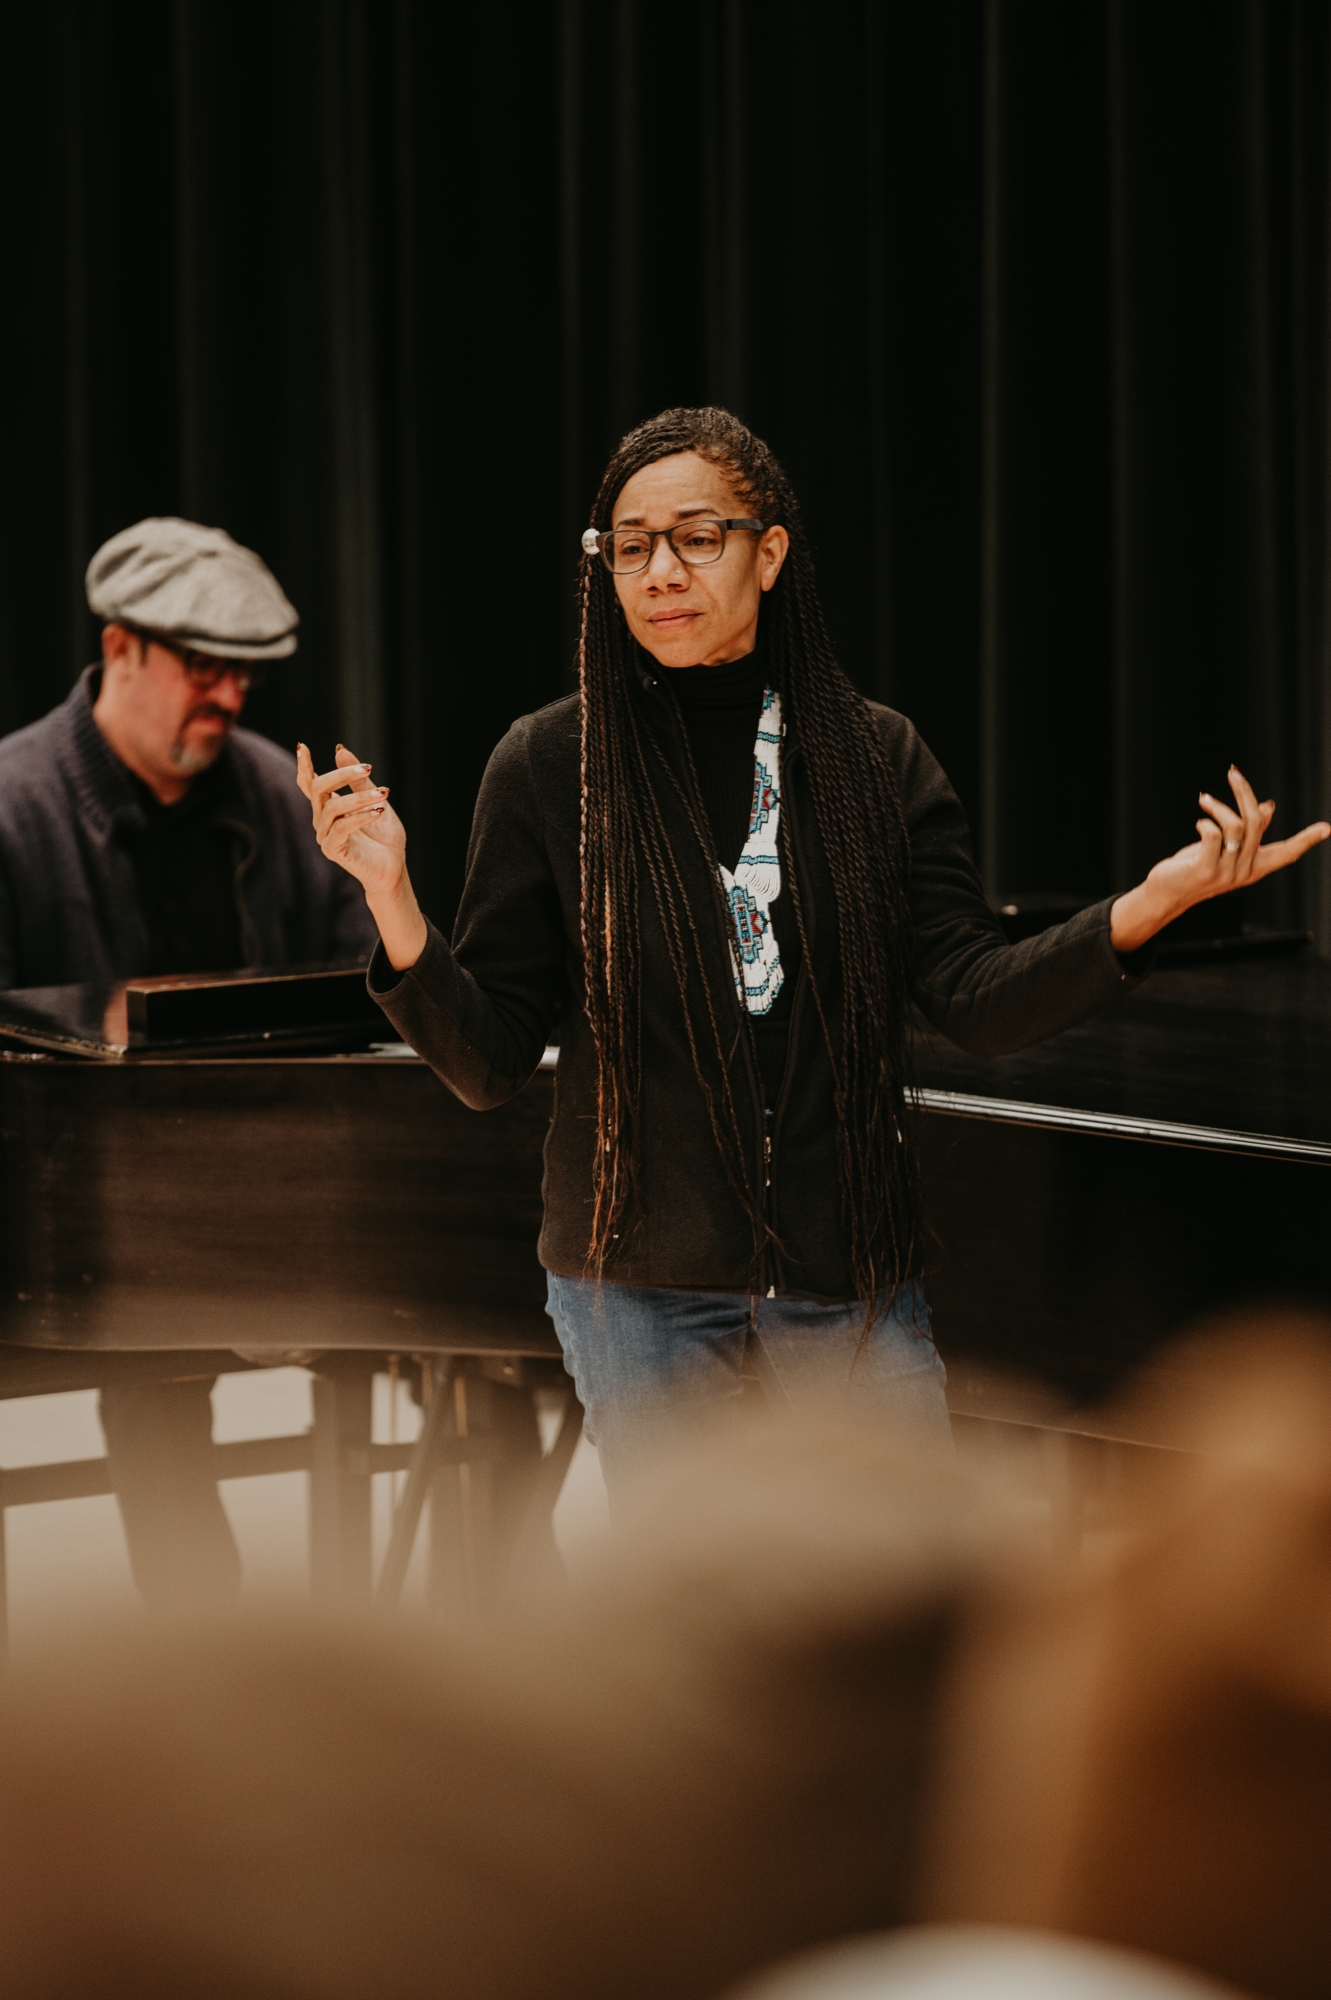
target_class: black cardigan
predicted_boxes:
[371,661,1147,1301]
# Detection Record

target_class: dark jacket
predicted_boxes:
[372,664,1148,1300]
[0,667,376,987]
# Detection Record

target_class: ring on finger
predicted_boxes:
[1224,839,1241,852]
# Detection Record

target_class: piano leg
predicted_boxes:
[376,1358,456,1609]
[427,1367,573,1609]
[98,1376,242,1609]
[428,1366,488,1613]
[370,1361,580,1612]
[505,1392,584,1591]
[309,1357,375,1603]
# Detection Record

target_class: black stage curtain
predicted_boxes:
[2,2,1329,945]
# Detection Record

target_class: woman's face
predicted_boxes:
[610,451,789,669]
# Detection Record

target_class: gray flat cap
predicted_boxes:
[85,517,299,660]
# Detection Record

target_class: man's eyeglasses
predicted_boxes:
[127,626,266,693]
[581,517,765,577]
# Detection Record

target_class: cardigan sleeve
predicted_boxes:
[877,707,1150,1058]
[368,718,566,1107]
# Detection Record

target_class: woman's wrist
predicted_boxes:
[366,869,429,971]
[1109,879,1184,953]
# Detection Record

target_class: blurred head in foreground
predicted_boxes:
[722,1923,1251,2000]
[923,1312,1331,2000]
[0,1410,990,2000]
[5,1319,1330,2000]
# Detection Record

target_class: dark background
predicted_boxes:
[2,0,1329,945]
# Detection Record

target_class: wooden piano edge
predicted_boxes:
[0,1337,565,1402]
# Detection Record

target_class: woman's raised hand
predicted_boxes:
[296,743,427,970]
[296,742,405,896]
[1110,765,1330,952]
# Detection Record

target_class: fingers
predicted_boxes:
[1198,766,1271,882]
[335,743,377,793]
[316,786,388,848]
[1196,792,1240,884]
[1251,821,1331,880]
[298,743,372,803]
[308,756,376,811]
[1198,787,1241,840]
[1197,758,1330,890]
[297,741,393,844]
[1226,764,1266,866]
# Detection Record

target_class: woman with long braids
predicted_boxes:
[297,407,1328,1491]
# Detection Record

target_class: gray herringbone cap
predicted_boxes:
[85,517,299,660]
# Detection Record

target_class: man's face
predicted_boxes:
[610,451,788,669]
[101,625,250,782]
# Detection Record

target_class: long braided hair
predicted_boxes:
[579,406,921,1309]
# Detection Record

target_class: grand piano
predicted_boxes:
[0,949,1327,1634]
[0,969,570,1644]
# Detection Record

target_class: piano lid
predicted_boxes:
[0,963,384,1061]
[911,953,1331,1160]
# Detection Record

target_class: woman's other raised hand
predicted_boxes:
[1110,765,1330,952]
[296,743,427,970]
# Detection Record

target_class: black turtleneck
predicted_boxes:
[663,644,801,1111]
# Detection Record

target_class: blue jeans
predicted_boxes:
[544,1273,951,1495]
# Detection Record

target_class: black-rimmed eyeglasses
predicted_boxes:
[125,625,267,693]
[581,517,765,576]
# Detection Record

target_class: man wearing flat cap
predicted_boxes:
[0,518,376,1608]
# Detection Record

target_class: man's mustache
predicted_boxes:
[183,702,238,729]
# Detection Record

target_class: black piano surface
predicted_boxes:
[0,1045,555,1355]
[0,957,1326,1408]
[913,954,1331,1158]
[0,970,555,1357]
[912,952,1331,1403]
